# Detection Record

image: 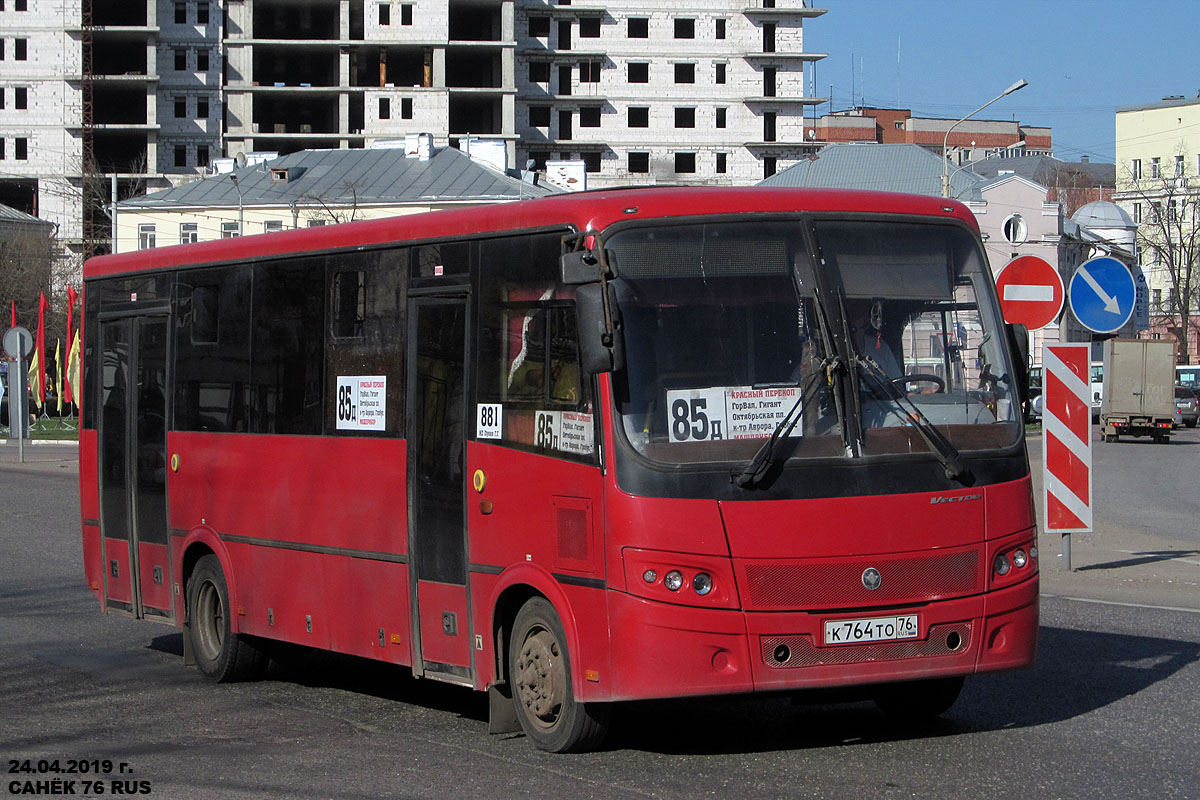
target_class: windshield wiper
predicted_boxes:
[854,356,975,485]
[732,362,835,488]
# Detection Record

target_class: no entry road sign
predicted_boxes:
[995,255,1064,330]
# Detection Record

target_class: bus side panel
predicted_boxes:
[168,432,408,655]
[136,542,172,612]
[80,429,104,607]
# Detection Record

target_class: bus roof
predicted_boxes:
[84,187,980,280]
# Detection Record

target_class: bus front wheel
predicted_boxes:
[874,676,964,720]
[186,555,267,682]
[509,597,610,752]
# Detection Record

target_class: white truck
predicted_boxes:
[1100,338,1176,443]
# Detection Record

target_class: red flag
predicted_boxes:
[36,292,47,404]
[64,286,78,405]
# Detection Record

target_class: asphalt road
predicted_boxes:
[1,437,1198,799]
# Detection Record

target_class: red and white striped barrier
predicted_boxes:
[1042,343,1093,533]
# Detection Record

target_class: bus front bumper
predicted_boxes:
[600,575,1037,702]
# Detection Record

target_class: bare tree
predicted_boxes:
[1120,153,1200,363]
[300,179,362,225]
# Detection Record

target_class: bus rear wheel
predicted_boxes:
[874,676,964,720]
[509,597,610,753]
[186,555,267,682]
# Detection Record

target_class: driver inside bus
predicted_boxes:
[847,298,902,380]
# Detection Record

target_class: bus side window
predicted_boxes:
[174,267,251,433]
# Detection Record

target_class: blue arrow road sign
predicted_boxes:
[1069,256,1136,334]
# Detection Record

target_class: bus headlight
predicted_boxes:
[693,572,713,596]
[993,553,1011,576]
[664,570,684,592]
[1012,549,1028,569]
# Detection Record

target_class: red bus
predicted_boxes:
[80,187,1038,752]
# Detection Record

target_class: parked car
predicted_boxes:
[1174,384,1199,428]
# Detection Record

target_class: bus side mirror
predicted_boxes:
[561,250,600,285]
[576,283,625,374]
[1006,323,1030,404]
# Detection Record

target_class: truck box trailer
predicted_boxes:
[1100,338,1176,443]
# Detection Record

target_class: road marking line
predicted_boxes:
[1043,594,1200,614]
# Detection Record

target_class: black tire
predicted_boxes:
[186,555,267,682]
[509,597,611,753]
[874,676,964,721]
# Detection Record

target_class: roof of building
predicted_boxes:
[1117,95,1200,114]
[0,203,54,229]
[757,143,983,200]
[1072,200,1136,230]
[967,154,1115,187]
[120,146,555,210]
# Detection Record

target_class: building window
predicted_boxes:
[1150,157,1160,179]
[558,20,571,49]
[628,106,649,128]
[529,61,550,83]
[197,146,209,167]
[0,40,4,60]
[198,97,209,118]
[628,17,648,38]
[763,112,776,142]
[379,97,390,119]
[763,156,777,178]
[197,49,209,71]
[579,61,600,83]
[401,97,412,119]
[175,2,186,24]
[264,220,284,234]
[379,3,390,25]
[180,222,199,244]
[15,38,27,60]
[175,145,187,167]
[1131,159,1141,180]
[716,152,727,174]
[530,106,551,127]
[197,2,209,24]
[582,152,601,173]
[715,62,726,84]
[579,107,600,128]
[675,152,696,173]
[579,17,600,38]
[15,86,27,109]
[629,152,649,173]
[529,16,550,37]
[675,107,695,128]
[715,18,726,39]
[558,110,572,140]
[0,89,5,109]
[763,23,776,53]
[716,107,727,128]
[674,18,695,39]
[401,4,413,25]
[14,137,26,159]
[1002,214,1028,244]
[307,220,326,228]
[175,96,189,117]
[175,49,186,70]
[221,221,240,238]
[138,224,157,250]
[674,63,695,84]
[1176,154,1185,178]
[763,67,776,97]
[1133,202,1142,224]
[558,64,573,95]
[16,0,28,9]
[628,62,648,83]
[0,139,5,159]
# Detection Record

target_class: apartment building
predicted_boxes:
[2,0,828,256]
[1114,94,1200,361]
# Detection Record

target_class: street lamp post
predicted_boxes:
[941,79,1029,198]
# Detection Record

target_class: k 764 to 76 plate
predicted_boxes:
[824,614,919,645]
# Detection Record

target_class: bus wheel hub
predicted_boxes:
[515,630,562,722]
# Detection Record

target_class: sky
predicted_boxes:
[805,0,1200,164]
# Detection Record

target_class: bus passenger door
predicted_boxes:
[97,315,172,621]
[407,297,472,683]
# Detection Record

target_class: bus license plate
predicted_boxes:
[824,614,919,645]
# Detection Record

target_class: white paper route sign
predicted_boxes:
[665,385,801,442]
[335,375,387,431]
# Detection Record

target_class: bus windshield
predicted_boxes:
[607,218,1021,468]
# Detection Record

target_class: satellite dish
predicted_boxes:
[234,152,247,168]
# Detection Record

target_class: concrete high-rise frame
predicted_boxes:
[0,0,827,256]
